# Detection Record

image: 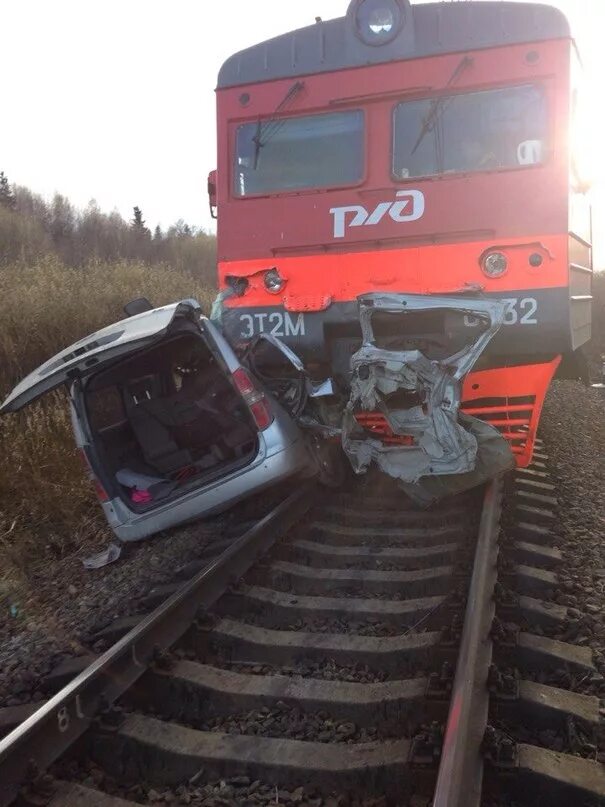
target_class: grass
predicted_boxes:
[0,256,214,596]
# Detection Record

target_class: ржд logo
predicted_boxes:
[330,190,425,239]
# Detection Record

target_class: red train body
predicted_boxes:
[212,0,592,469]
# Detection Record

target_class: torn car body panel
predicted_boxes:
[342,293,515,495]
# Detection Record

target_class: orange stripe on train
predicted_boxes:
[219,234,568,312]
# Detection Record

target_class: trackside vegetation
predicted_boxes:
[0,176,215,595]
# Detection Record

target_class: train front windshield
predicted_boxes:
[234,110,364,196]
[392,84,547,178]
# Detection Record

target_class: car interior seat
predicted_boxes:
[124,375,193,474]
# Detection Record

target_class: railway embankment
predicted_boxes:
[1,379,605,806]
[2,380,605,714]
[539,380,605,694]
[0,490,286,711]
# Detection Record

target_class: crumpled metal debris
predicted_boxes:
[241,333,309,418]
[397,413,516,506]
[342,293,515,502]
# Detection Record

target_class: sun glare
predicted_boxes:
[571,86,596,191]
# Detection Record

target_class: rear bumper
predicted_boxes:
[102,434,313,542]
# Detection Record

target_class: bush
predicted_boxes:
[0,256,215,387]
[0,257,215,592]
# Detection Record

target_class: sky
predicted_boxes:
[1,0,604,259]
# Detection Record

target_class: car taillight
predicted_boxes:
[92,478,110,503]
[78,448,109,502]
[232,367,274,430]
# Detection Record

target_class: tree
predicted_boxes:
[0,172,15,209]
[76,199,105,263]
[169,218,194,238]
[131,206,148,233]
[50,193,76,262]
[128,205,151,262]
[153,224,162,240]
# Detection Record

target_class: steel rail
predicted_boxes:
[0,482,317,807]
[432,477,503,807]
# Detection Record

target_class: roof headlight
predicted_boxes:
[368,6,395,33]
[351,0,404,46]
[482,252,508,278]
[264,268,285,294]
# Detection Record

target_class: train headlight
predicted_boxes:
[482,252,508,278]
[350,0,404,45]
[264,268,285,294]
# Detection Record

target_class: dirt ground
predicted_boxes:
[0,490,283,707]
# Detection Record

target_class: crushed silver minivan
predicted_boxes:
[0,299,315,541]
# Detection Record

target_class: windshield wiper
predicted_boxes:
[252,81,305,169]
[410,56,473,156]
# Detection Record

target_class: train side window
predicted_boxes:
[392,84,547,179]
[234,110,364,197]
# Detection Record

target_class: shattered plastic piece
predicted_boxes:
[310,378,335,398]
[82,542,122,570]
[342,293,514,498]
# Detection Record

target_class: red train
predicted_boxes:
[209,0,592,481]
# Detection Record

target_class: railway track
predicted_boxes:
[1,446,604,806]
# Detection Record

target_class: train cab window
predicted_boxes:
[234,110,364,196]
[392,85,547,179]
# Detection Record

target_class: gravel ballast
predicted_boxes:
[60,759,392,806]
[539,380,605,696]
[0,488,288,709]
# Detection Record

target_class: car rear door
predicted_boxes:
[0,300,203,414]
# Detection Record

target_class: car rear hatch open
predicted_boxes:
[0,299,269,513]
[0,300,203,414]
